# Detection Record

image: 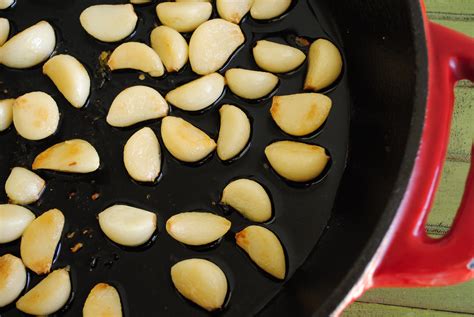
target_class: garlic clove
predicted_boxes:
[217,104,250,160]
[5,167,45,205]
[225,68,278,100]
[43,54,90,108]
[0,18,9,46]
[0,204,35,243]
[304,38,343,91]
[123,127,161,182]
[253,40,305,73]
[250,0,291,20]
[80,4,137,42]
[165,73,225,111]
[0,0,13,9]
[270,93,332,136]
[16,268,71,315]
[150,26,188,72]
[171,258,228,311]
[156,2,212,33]
[161,116,216,162]
[32,139,100,173]
[130,0,151,3]
[265,141,329,182]
[0,254,27,308]
[106,85,168,127]
[189,19,244,75]
[20,209,64,275]
[236,225,285,279]
[108,42,165,77]
[98,204,157,247]
[0,98,14,132]
[221,179,271,222]
[166,212,231,246]
[0,21,55,69]
[83,283,123,317]
[216,0,253,24]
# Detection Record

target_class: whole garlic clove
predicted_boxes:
[123,127,161,182]
[0,98,14,132]
[98,204,157,247]
[189,19,245,75]
[0,21,55,69]
[265,141,329,182]
[216,0,253,24]
[221,179,271,222]
[80,4,137,42]
[43,55,90,109]
[304,38,343,91]
[165,73,225,111]
[236,225,286,279]
[225,68,278,100]
[0,18,9,46]
[0,204,35,243]
[171,258,228,311]
[156,2,212,33]
[16,268,71,315]
[250,0,291,20]
[253,40,305,73]
[0,254,27,308]
[150,26,188,72]
[83,283,123,317]
[108,42,165,77]
[161,116,216,162]
[32,139,100,173]
[166,212,231,246]
[13,92,59,141]
[0,0,13,9]
[217,104,251,161]
[106,86,168,127]
[20,209,64,275]
[270,93,332,136]
[5,167,45,205]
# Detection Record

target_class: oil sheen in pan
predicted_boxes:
[0,0,350,316]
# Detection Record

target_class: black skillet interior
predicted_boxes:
[0,0,351,316]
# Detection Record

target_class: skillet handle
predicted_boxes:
[372,22,474,287]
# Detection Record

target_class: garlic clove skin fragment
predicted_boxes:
[0,98,14,132]
[108,42,165,77]
[156,2,212,33]
[250,0,291,20]
[5,167,45,205]
[0,18,9,46]
[0,204,35,243]
[83,283,123,317]
[150,26,188,72]
[0,21,55,69]
[216,0,253,24]
[0,0,14,10]
[124,127,161,182]
[217,104,251,161]
[0,254,27,308]
[225,68,278,100]
[253,40,305,73]
[304,38,343,91]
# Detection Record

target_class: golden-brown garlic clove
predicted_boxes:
[108,42,165,77]
[0,254,27,308]
[150,26,188,72]
[217,104,251,160]
[83,283,123,317]
[216,0,253,24]
[225,68,278,100]
[156,2,212,33]
[304,38,343,91]
[0,98,14,132]
[5,167,45,205]
[0,204,35,243]
[253,40,305,73]
[250,0,291,20]
[0,18,9,46]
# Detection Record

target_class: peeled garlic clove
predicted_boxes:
[171,259,228,311]
[161,116,216,162]
[98,204,157,247]
[265,141,329,182]
[16,268,71,315]
[270,93,331,136]
[0,21,55,69]
[107,86,168,127]
[0,18,9,46]
[124,127,161,182]
[83,283,123,317]
[236,225,285,279]
[150,26,188,72]
[108,42,165,77]
[250,0,291,20]
[221,179,271,222]
[253,40,305,73]
[5,167,45,205]
[32,139,100,173]
[0,98,14,132]
[43,55,90,109]
[80,4,137,42]
[166,73,224,111]
[0,254,26,308]
[216,0,253,24]
[156,2,212,33]
[20,209,64,275]
[217,104,250,160]
[0,0,13,9]
[305,39,343,91]
[166,212,231,246]
[189,19,245,75]
[0,204,35,243]
[225,68,278,100]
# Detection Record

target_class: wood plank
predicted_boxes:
[425,0,474,15]
[343,302,472,317]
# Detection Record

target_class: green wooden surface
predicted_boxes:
[344,1,474,316]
